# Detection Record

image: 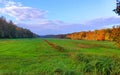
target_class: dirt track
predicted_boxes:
[44,40,65,52]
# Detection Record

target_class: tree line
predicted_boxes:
[66,26,120,47]
[0,16,37,38]
[66,29,112,41]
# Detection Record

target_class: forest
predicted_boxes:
[0,16,120,47]
[66,26,120,47]
[0,16,37,38]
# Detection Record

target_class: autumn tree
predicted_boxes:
[105,29,112,41]
[111,26,120,47]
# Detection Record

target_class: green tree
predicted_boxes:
[0,16,37,38]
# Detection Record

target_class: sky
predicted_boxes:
[0,0,120,35]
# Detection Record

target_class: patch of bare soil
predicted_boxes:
[44,40,65,52]
[77,44,91,48]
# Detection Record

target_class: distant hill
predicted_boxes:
[40,34,66,38]
[0,16,37,38]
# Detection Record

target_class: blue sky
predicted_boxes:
[0,0,120,35]
[17,0,116,22]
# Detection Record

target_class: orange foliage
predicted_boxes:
[66,27,120,47]
[66,29,112,41]
[111,26,120,47]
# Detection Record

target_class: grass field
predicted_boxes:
[0,38,120,75]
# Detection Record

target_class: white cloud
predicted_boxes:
[1,0,120,35]
[0,0,47,21]
[83,16,120,27]
[20,16,120,35]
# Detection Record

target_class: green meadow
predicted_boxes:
[0,38,120,75]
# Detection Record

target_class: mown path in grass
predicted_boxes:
[44,40,65,52]
[44,38,120,75]
[47,38,120,57]
[0,38,120,75]
[0,39,78,75]
[45,38,120,75]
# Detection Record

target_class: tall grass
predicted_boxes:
[73,53,120,75]
[0,38,120,75]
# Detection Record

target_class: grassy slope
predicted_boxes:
[0,38,120,75]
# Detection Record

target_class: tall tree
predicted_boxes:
[0,16,37,38]
[111,26,120,47]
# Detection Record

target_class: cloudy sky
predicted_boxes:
[0,0,120,35]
